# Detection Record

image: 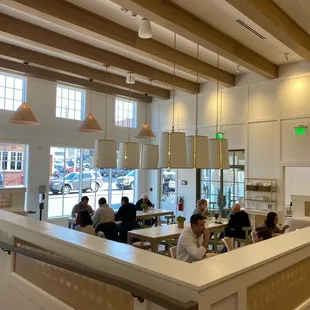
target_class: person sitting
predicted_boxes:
[193,199,209,218]
[136,194,155,226]
[93,197,118,241]
[259,212,289,235]
[115,196,140,243]
[177,214,214,263]
[71,196,94,218]
[74,210,95,235]
[136,194,153,211]
[253,227,272,243]
[225,203,251,239]
[92,197,115,229]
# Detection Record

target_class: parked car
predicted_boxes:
[116,170,135,190]
[49,171,103,195]
[100,168,132,178]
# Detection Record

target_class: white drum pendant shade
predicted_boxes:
[118,142,139,169]
[208,138,229,169]
[158,132,187,168]
[186,135,209,168]
[94,139,117,168]
[140,144,158,169]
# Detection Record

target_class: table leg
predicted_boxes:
[151,240,158,253]
[127,233,133,245]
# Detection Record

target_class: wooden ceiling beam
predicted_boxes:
[0,42,169,99]
[108,0,278,79]
[225,0,310,62]
[0,58,152,103]
[9,0,235,87]
[0,13,198,94]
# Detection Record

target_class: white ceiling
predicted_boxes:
[170,0,302,65]
[0,0,309,94]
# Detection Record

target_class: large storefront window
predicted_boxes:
[0,143,28,187]
[200,150,245,212]
[48,147,136,218]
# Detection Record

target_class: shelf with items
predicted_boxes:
[244,178,277,213]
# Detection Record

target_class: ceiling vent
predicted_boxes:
[236,19,265,40]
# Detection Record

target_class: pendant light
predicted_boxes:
[9,73,40,125]
[208,55,229,169]
[79,80,103,132]
[117,88,139,169]
[94,65,116,168]
[138,18,152,39]
[137,80,158,169]
[158,33,187,169]
[136,80,156,140]
[126,72,135,84]
[186,45,209,169]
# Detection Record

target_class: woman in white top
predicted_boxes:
[92,197,115,229]
[74,210,95,235]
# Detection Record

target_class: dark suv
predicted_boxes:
[49,171,103,195]
[100,168,131,178]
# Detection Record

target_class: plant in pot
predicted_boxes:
[141,203,148,212]
[177,216,186,228]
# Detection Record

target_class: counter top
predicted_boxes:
[1,210,310,292]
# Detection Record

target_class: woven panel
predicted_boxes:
[248,257,310,310]
[14,239,134,310]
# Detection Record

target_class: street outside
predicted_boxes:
[48,177,134,218]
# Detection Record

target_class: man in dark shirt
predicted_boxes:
[135,194,155,226]
[226,204,251,239]
[115,196,140,243]
[135,194,153,211]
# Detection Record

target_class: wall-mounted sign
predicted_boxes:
[295,125,307,136]
[181,180,187,185]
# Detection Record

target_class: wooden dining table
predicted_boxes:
[127,220,228,253]
[68,208,174,229]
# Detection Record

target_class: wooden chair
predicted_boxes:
[233,227,252,247]
[165,215,176,225]
[222,237,234,251]
[170,246,177,259]
[141,216,153,228]
[208,227,225,251]
[160,215,177,251]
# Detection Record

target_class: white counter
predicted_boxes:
[1,210,310,310]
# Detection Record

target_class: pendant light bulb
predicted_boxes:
[138,18,152,39]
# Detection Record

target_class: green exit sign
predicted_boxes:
[295,126,307,136]
[215,132,224,140]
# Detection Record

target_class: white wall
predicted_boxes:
[149,60,310,219]
[0,73,149,221]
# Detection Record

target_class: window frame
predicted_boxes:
[0,71,25,111]
[0,150,23,172]
[56,84,86,121]
[199,149,245,212]
[114,97,137,128]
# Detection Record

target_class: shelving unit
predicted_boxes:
[244,178,277,212]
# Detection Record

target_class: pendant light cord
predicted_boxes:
[89,80,92,114]
[195,45,199,137]
[104,65,109,139]
[172,33,176,132]
[216,54,220,133]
